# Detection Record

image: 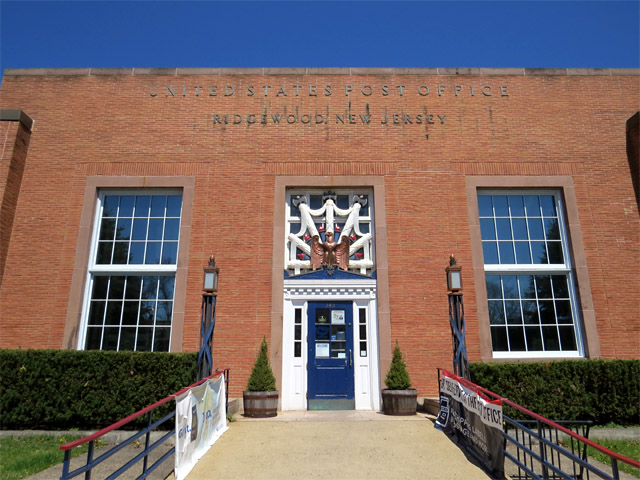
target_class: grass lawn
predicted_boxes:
[588,439,640,479]
[0,434,91,480]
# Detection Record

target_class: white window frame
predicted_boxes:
[479,189,585,359]
[77,188,182,352]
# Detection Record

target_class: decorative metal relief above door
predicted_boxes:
[285,191,374,277]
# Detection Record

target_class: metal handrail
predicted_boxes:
[504,419,600,480]
[60,368,228,480]
[438,368,640,479]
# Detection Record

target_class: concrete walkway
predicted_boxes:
[17,415,638,479]
[185,411,492,480]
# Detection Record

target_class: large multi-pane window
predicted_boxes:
[82,191,182,352]
[478,191,583,357]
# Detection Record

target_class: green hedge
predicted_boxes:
[0,349,197,430]
[470,360,640,426]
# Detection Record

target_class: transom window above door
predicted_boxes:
[285,190,374,276]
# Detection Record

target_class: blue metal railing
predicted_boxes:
[506,419,593,480]
[437,369,640,480]
[60,368,229,480]
[499,406,639,479]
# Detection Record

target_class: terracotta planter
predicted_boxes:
[381,389,418,416]
[243,390,278,418]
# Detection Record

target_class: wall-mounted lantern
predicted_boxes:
[445,254,469,380]
[198,255,219,381]
[445,254,463,293]
[203,255,219,295]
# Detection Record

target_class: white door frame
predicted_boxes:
[281,278,380,411]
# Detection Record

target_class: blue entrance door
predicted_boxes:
[307,301,355,410]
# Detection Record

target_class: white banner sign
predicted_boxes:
[175,374,228,480]
[439,374,503,430]
[436,371,505,477]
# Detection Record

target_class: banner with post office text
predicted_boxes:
[435,370,504,477]
[175,374,228,480]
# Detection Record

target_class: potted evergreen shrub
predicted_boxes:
[243,336,278,417]
[381,341,417,415]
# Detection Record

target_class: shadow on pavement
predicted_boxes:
[26,442,174,480]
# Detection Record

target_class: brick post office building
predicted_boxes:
[1,68,638,411]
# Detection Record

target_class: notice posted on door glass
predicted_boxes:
[332,310,345,325]
[316,343,330,357]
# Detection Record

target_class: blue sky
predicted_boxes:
[1,1,639,80]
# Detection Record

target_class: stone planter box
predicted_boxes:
[243,390,278,418]
[381,389,418,416]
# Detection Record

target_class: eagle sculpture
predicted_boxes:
[310,231,349,272]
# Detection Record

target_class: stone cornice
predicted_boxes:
[3,67,639,77]
[0,109,33,131]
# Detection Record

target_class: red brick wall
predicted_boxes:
[0,69,638,397]
[627,112,639,206]
[0,119,31,286]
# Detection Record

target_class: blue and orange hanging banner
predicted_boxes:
[436,370,505,477]
[175,374,228,480]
